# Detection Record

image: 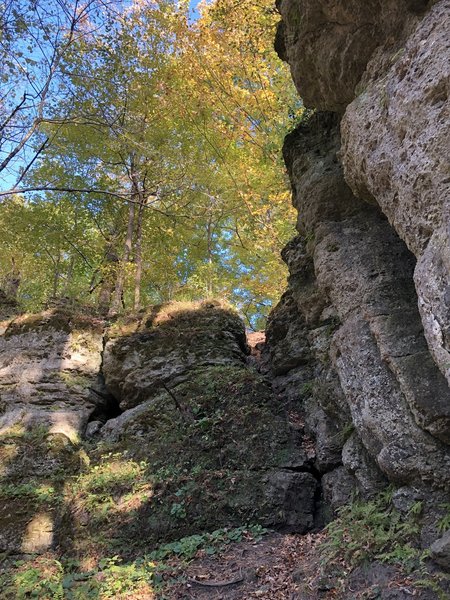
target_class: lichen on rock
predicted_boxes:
[266,0,450,578]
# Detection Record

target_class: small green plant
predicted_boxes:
[0,481,62,504]
[330,422,355,446]
[416,572,450,600]
[170,501,187,519]
[300,381,314,395]
[322,489,422,568]
[7,558,64,599]
[437,503,450,532]
[0,555,156,600]
[149,524,267,561]
[67,452,152,525]
[58,371,91,390]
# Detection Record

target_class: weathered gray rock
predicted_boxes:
[0,309,104,441]
[275,0,428,112]
[262,291,311,376]
[97,302,319,538]
[322,466,357,510]
[391,487,424,514]
[340,0,450,387]
[0,309,105,554]
[430,530,450,570]
[265,112,450,496]
[268,0,450,592]
[103,301,248,410]
[303,396,343,473]
[342,433,388,497]
[265,470,318,532]
[84,420,103,438]
[341,0,449,254]
[282,113,362,239]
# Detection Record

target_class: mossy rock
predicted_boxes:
[103,303,249,410]
[62,365,308,556]
[104,365,296,471]
[107,299,246,346]
[5,308,104,339]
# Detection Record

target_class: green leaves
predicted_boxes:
[1,0,302,324]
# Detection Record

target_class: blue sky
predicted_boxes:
[188,0,202,21]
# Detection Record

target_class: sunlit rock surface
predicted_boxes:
[0,301,320,557]
[268,0,450,548]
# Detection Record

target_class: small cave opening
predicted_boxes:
[87,373,122,425]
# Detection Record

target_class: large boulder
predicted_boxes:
[102,300,248,411]
[0,308,105,554]
[275,0,429,111]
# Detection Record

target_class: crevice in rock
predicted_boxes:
[88,374,122,423]
[311,481,327,531]
[279,463,325,531]
[85,334,122,435]
[281,463,321,479]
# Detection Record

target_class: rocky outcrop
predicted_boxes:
[276,0,432,112]
[0,309,106,442]
[264,113,450,503]
[0,301,320,557]
[94,302,319,542]
[340,1,450,390]
[0,308,106,554]
[269,0,450,527]
[431,530,450,570]
[102,300,248,411]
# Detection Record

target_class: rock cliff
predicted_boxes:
[1,1,450,593]
[268,0,450,553]
[0,300,318,560]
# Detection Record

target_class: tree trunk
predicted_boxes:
[109,198,135,316]
[63,255,75,296]
[134,197,145,311]
[52,253,62,299]
[4,258,20,301]
[206,218,213,297]
[96,245,119,314]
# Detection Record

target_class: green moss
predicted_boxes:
[58,371,92,390]
[117,365,291,472]
[5,308,104,339]
[61,365,294,556]
[107,300,245,350]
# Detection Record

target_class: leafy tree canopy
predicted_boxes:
[0,0,303,329]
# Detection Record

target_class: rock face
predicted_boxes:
[0,309,105,441]
[0,301,319,557]
[102,300,248,411]
[340,0,450,389]
[275,0,430,112]
[431,530,450,570]
[269,0,450,517]
[94,301,318,545]
[0,308,106,553]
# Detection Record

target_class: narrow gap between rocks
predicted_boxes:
[86,335,122,433]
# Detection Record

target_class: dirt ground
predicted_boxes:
[162,532,447,600]
[164,532,318,599]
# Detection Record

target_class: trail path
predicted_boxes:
[163,531,443,600]
[166,532,321,599]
